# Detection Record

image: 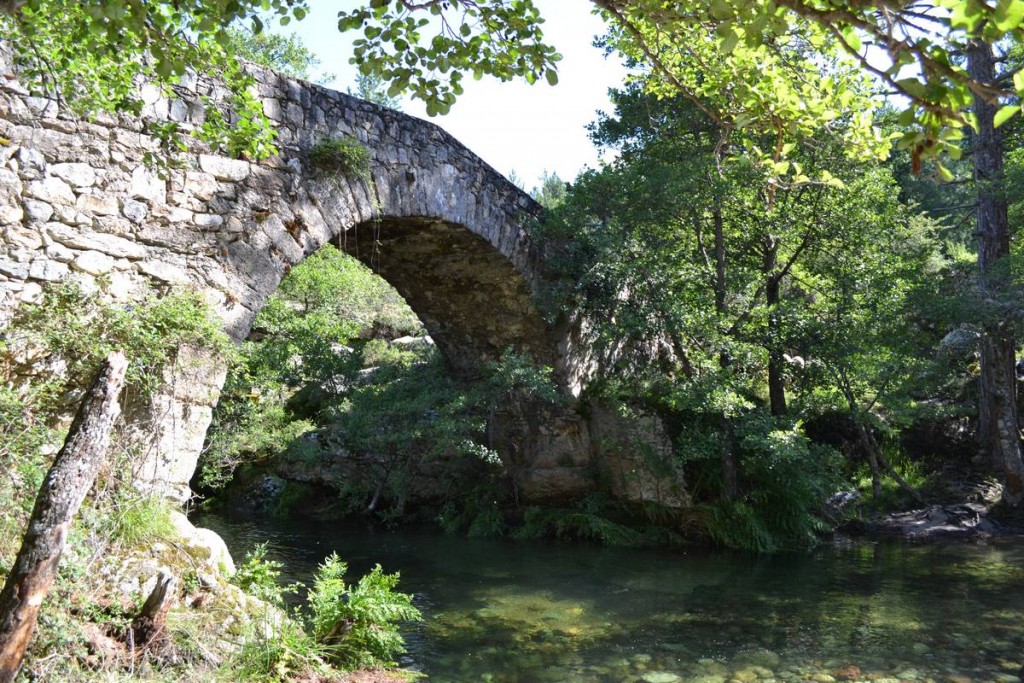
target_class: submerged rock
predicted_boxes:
[733,649,782,669]
[643,673,683,683]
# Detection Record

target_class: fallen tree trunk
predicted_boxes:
[0,352,128,683]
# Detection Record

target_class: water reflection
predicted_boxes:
[192,511,1024,682]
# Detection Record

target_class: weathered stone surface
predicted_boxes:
[168,511,235,574]
[138,259,191,285]
[6,225,41,250]
[28,257,69,281]
[122,198,148,223]
[0,168,24,224]
[22,198,54,222]
[184,171,219,200]
[589,400,689,509]
[125,346,228,504]
[76,192,120,216]
[129,165,166,203]
[0,256,28,279]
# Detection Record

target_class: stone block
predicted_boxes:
[19,281,42,302]
[262,97,282,120]
[184,171,219,200]
[25,96,57,118]
[138,259,191,285]
[72,250,115,275]
[6,226,42,250]
[129,165,166,203]
[46,242,76,262]
[76,192,120,216]
[27,176,74,205]
[28,258,69,281]
[168,98,189,122]
[22,199,54,223]
[0,169,23,224]
[0,257,28,279]
[155,206,194,223]
[199,154,250,182]
[194,213,224,229]
[50,162,96,188]
[45,222,148,259]
[122,198,148,224]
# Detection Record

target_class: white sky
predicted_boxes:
[278,0,629,190]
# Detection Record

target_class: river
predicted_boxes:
[192,510,1024,683]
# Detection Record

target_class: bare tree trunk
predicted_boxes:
[0,352,128,683]
[853,420,923,504]
[968,40,1024,505]
[712,207,739,500]
[766,274,787,416]
[712,208,727,316]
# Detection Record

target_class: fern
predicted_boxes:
[307,553,422,669]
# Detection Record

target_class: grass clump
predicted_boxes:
[308,135,371,180]
[107,493,177,549]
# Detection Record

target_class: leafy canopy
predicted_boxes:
[337,0,562,116]
[591,0,1024,173]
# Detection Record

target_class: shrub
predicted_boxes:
[5,282,231,411]
[306,553,421,669]
[681,412,839,552]
[233,543,289,606]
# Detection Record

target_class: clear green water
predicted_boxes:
[193,511,1024,683]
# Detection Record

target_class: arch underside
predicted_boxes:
[339,217,554,376]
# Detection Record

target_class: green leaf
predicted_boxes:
[721,28,740,54]
[710,0,733,20]
[841,26,862,53]
[994,0,1024,31]
[936,162,954,182]
[896,107,916,127]
[994,104,1020,128]
[895,78,926,99]
[544,69,558,86]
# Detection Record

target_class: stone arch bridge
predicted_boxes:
[0,49,683,510]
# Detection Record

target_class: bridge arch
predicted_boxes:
[206,71,559,375]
